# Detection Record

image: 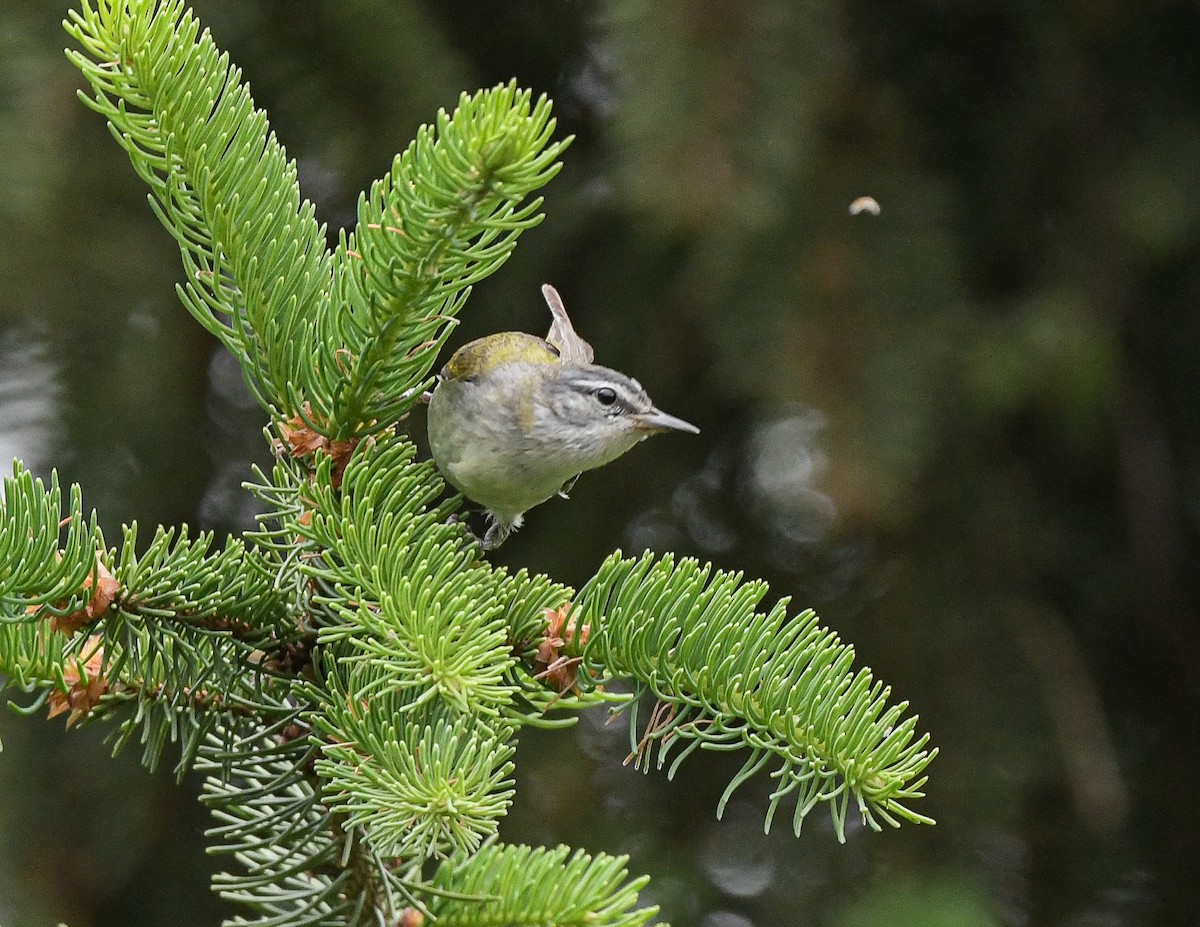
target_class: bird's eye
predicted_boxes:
[595,387,618,407]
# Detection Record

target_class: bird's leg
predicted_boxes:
[557,473,581,500]
[481,512,522,550]
[481,522,508,550]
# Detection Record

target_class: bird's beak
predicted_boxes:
[632,408,700,435]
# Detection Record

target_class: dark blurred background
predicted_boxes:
[2,1,1199,924]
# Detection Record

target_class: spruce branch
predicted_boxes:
[0,461,98,618]
[0,459,303,775]
[96,613,294,776]
[0,618,67,695]
[297,434,602,722]
[328,82,571,440]
[1,463,113,732]
[315,671,517,862]
[114,522,291,637]
[200,721,357,925]
[429,843,663,927]
[65,0,332,420]
[577,552,937,841]
[93,520,300,777]
[65,1,569,445]
[322,588,515,717]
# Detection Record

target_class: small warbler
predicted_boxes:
[427,285,699,548]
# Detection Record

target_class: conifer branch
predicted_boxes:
[0,619,65,695]
[64,1,568,444]
[429,843,663,927]
[0,461,307,775]
[65,0,332,420]
[200,721,356,924]
[296,434,600,721]
[577,552,937,841]
[0,461,98,619]
[328,83,571,440]
[114,523,292,637]
[315,673,517,861]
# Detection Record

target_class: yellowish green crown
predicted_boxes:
[441,331,560,381]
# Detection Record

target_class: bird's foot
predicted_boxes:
[481,512,522,550]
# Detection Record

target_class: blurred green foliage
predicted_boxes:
[2,1,1198,925]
